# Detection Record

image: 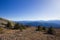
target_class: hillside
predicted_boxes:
[0,18,15,28]
[0,27,60,40]
[0,18,60,40]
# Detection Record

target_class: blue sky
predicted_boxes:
[0,0,60,21]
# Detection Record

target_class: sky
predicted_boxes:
[0,0,60,21]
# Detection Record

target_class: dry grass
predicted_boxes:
[0,27,59,40]
[54,29,60,40]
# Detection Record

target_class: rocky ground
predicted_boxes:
[0,27,60,40]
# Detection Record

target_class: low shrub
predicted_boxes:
[0,28,4,34]
[36,26,43,31]
[47,26,55,35]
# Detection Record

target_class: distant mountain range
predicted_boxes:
[17,20,60,28]
[0,18,60,28]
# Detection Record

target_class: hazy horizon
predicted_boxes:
[0,0,60,21]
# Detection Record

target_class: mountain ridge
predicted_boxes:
[17,20,60,28]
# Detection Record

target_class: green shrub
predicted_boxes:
[42,27,46,31]
[0,28,4,34]
[22,25,26,29]
[14,23,27,31]
[14,23,24,31]
[47,26,55,35]
[19,26,23,31]
[36,26,43,31]
[25,25,29,28]
[14,23,20,29]
[6,21,12,29]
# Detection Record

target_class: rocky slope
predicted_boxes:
[0,18,15,28]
